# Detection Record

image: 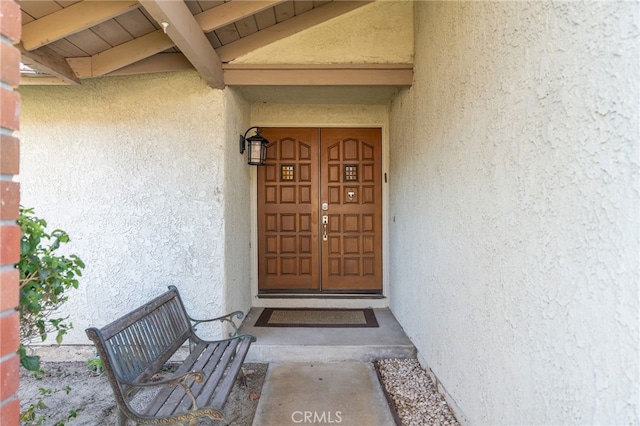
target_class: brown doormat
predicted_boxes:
[254,308,378,328]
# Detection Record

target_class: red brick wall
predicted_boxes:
[0,1,21,424]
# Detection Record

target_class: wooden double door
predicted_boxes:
[258,128,383,293]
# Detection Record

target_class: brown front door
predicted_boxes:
[258,128,382,293]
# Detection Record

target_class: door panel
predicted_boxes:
[257,128,382,293]
[320,128,382,291]
[258,128,319,290]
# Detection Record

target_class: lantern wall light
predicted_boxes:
[239,127,269,166]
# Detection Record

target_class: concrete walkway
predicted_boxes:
[252,362,396,426]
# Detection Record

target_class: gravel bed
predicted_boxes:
[376,358,460,426]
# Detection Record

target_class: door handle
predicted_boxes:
[322,215,328,241]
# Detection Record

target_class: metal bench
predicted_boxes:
[85,286,256,425]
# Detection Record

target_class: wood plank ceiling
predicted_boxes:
[17,0,413,88]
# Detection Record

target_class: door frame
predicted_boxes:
[250,124,390,309]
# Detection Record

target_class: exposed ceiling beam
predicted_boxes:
[216,1,374,63]
[195,0,287,33]
[107,53,194,77]
[67,53,194,79]
[18,44,80,85]
[139,0,224,89]
[91,29,174,77]
[20,76,70,85]
[23,61,412,87]
[21,1,140,51]
[65,57,91,78]
[223,64,413,86]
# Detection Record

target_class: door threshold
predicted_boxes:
[258,293,385,299]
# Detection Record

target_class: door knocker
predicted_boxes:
[347,191,355,201]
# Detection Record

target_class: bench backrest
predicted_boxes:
[86,287,192,384]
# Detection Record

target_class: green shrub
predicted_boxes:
[17,207,85,371]
[86,355,103,374]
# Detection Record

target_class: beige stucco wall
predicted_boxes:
[223,89,252,314]
[251,103,388,127]
[233,0,413,64]
[389,2,639,424]
[18,71,252,344]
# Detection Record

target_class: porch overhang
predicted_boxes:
[20,62,414,88]
[17,0,414,89]
[223,64,413,86]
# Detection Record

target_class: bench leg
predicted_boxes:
[117,407,128,426]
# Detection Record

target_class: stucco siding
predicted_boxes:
[233,0,413,65]
[18,72,238,343]
[251,103,388,127]
[389,2,639,424]
[223,88,252,315]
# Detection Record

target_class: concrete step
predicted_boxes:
[239,308,416,363]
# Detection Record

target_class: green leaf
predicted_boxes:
[21,353,41,371]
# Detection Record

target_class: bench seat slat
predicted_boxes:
[152,340,237,417]
[209,337,253,408]
[192,339,242,408]
[165,339,239,414]
[142,342,213,416]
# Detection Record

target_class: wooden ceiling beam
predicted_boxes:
[21,1,140,51]
[107,53,194,77]
[216,1,374,63]
[195,0,287,33]
[66,57,92,78]
[67,53,194,79]
[20,76,70,86]
[139,0,224,88]
[18,44,80,85]
[91,29,174,77]
[223,64,413,86]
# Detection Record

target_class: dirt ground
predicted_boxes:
[18,361,268,426]
[19,359,458,426]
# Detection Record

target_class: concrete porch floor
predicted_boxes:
[239,308,416,363]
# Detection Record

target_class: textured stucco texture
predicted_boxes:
[223,88,252,316]
[389,2,639,424]
[233,0,413,65]
[18,72,252,343]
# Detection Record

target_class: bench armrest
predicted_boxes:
[189,310,245,338]
[193,332,257,346]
